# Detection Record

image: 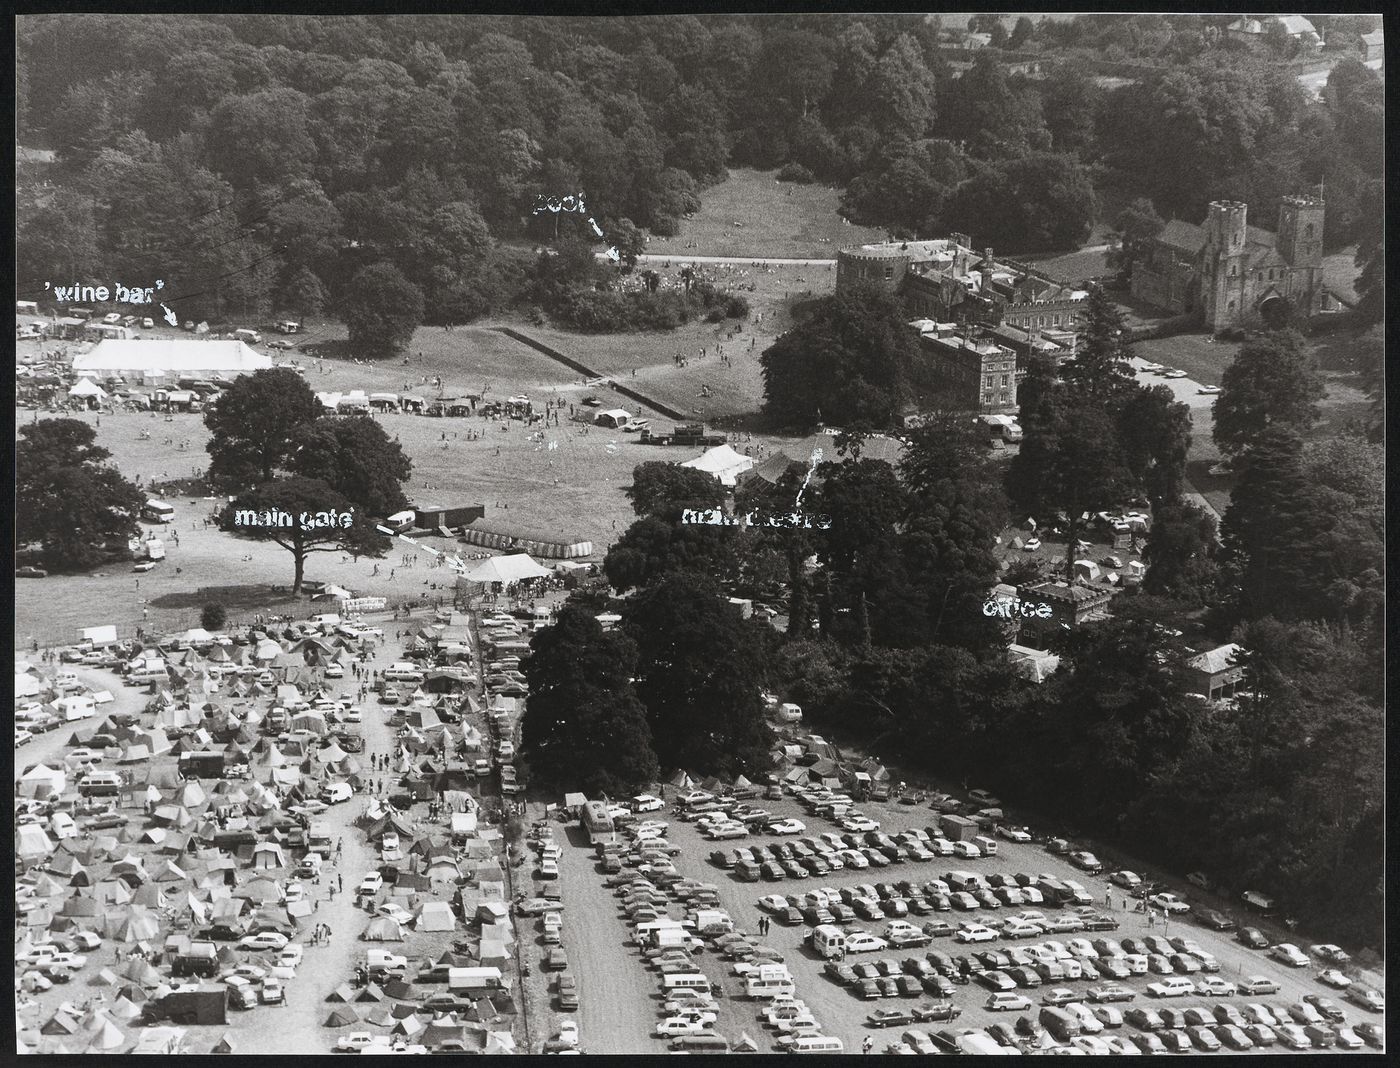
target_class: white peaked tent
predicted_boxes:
[20,764,67,798]
[16,672,43,697]
[680,444,754,487]
[414,902,456,931]
[18,823,55,860]
[463,553,552,585]
[68,378,108,400]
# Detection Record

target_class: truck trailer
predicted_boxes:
[141,985,229,1026]
[939,814,980,842]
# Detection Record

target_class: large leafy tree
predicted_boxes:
[1038,62,1102,159]
[1116,385,1192,505]
[342,261,425,359]
[1036,617,1197,829]
[204,367,322,491]
[1217,426,1379,626]
[623,574,774,778]
[1043,396,1135,582]
[1060,285,1137,402]
[1106,197,1165,283]
[626,462,726,520]
[224,476,373,593]
[1212,331,1324,461]
[840,138,967,234]
[521,602,660,796]
[289,416,413,519]
[898,412,1008,651]
[939,53,1049,158]
[16,419,145,571]
[603,517,739,595]
[941,152,1095,251]
[760,284,915,429]
[1142,501,1219,605]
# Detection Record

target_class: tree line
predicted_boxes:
[16,15,1382,344]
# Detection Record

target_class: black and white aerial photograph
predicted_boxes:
[12,8,1387,1056]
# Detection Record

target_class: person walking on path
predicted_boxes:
[863,1037,874,1054]
[338,873,344,892]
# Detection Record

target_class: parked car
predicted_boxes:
[1237,975,1280,996]
[1196,908,1235,931]
[1147,892,1190,914]
[1354,1022,1384,1048]
[1345,987,1384,1013]
[1268,942,1309,968]
[1237,926,1269,949]
[1310,943,1351,966]
[1317,968,1352,990]
[986,992,1033,1012]
[1302,994,1347,1023]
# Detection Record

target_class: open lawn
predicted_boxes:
[1130,333,1241,387]
[493,259,833,423]
[14,293,830,647]
[647,167,886,259]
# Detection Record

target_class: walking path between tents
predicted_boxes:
[238,643,399,1054]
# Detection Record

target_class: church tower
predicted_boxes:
[1200,201,1249,331]
[1277,194,1324,268]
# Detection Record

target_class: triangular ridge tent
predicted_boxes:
[462,553,552,586]
[414,901,456,931]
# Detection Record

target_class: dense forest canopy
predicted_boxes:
[16,13,1381,327]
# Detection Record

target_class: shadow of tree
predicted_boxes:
[149,583,304,612]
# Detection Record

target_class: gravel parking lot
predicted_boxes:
[554,786,1382,1054]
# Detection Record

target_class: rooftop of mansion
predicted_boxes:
[840,236,1086,304]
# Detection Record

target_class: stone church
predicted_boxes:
[1131,195,1328,332]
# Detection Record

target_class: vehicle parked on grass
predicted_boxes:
[1345,986,1384,1012]
[1269,942,1309,967]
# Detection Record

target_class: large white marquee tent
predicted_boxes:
[72,339,273,380]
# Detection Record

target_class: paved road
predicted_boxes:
[1127,356,1223,521]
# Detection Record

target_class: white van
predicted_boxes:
[309,613,342,628]
[233,328,262,344]
[810,924,847,960]
[383,662,424,682]
[973,835,998,857]
[746,976,796,999]
[320,782,353,804]
[662,974,712,993]
[787,1036,844,1054]
[80,770,124,796]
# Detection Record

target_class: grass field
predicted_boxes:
[648,167,887,258]
[1131,334,1241,387]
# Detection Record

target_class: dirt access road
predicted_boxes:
[551,820,663,1053]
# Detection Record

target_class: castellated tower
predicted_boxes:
[1200,201,1249,330]
[1277,194,1324,269]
